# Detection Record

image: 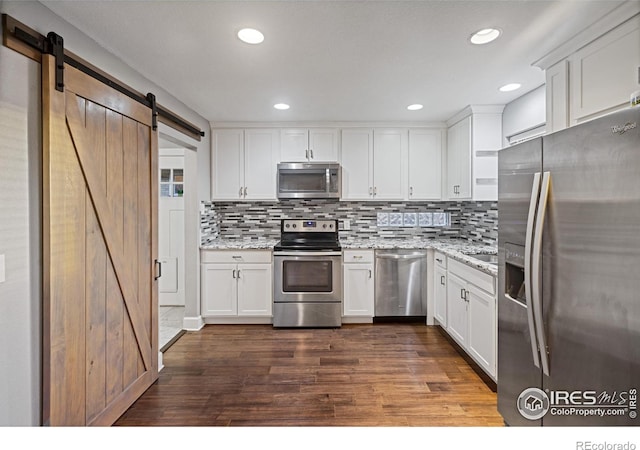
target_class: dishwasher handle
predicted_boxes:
[376,253,427,260]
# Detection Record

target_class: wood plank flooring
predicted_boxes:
[114,323,504,426]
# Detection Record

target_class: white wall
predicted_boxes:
[0,43,42,425]
[0,0,211,424]
[501,84,546,147]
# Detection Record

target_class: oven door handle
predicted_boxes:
[274,251,343,257]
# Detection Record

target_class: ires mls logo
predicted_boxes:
[517,387,637,420]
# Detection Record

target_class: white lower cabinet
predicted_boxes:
[446,271,468,347]
[441,256,497,380]
[201,250,272,320]
[342,250,375,320]
[433,252,448,326]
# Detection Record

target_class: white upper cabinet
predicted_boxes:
[212,129,244,200]
[340,129,373,200]
[447,116,472,199]
[211,128,279,200]
[446,106,503,201]
[569,17,640,125]
[340,128,407,200]
[538,8,640,132]
[408,129,443,200]
[280,128,339,162]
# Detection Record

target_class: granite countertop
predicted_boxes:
[200,238,279,250]
[340,238,498,276]
[200,237,497,275]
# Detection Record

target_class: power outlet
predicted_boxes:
[343,220,351,230]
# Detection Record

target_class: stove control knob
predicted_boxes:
[285,224,290,228]
[329,223,333,228]
[322,224,327,229]
[292,224,297,228]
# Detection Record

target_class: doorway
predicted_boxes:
[158,138,188,351]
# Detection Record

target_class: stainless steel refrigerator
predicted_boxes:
[497,107,640,426]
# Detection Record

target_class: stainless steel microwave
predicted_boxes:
[277,162,341,199]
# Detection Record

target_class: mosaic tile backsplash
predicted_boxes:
[201,200,497,246]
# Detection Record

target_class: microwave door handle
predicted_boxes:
[532,171,551,376]
[524,172,542,369]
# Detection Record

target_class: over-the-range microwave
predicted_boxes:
[276,162,341,199]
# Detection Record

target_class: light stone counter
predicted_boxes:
[200,239,279,250]
[201,237,497,275]
[340,238,498,276]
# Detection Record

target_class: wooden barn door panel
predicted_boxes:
[42,55,158,426]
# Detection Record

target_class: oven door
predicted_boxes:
[274,252,342,303]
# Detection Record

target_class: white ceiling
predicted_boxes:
[41,0,626,124]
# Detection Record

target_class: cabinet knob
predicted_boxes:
[410,186,413,196]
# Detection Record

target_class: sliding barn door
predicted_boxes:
[41,54,159,426]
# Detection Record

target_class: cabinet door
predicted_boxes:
[280,129,309,162]
[447,117,471,199]
[408,129,442,200]
[212,129,244,200]
[341,129,373,200]
[468,285,497,379]
[434,265,447,326]
[373,129,406,200]
[446,271,468,348]
[343,263,374,317]
[308,128,339,161]
[201,264,238,316]
[237,264,273,316]
[569,18,640,124]
[244,129,279,200]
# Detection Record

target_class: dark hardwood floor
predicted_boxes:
[114,323,503,426]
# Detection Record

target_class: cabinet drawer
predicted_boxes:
[201,250,272,264]
[343,250,374,263]
[434,252,447,269]
[448,258,495,295]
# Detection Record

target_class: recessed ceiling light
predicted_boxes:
[469,28,501,45]
[499,83,522,92]
[407,104,424,111]
[237,28,264,44]
[273,103,290,110]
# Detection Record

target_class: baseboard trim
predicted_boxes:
[182,315,204,331]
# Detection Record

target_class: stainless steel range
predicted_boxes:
[273,219,342,328]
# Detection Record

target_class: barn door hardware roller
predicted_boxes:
[44,32,65,92]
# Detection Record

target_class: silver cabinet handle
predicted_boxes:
[440,275,445,286]
[525,172,542,370]
[368,269,372,279]
[465,290,470,302]
[244,187,247,197]
[232,255,242,259]
[532,171,551,376]
[232,269,236,278]
[410,186,413,197]
[310,149,314,159]
[239,186,243,197]
[369,187,373,196]
[436,258,442,263]
[237,269,241,279]
[374,187,377,196]
[460,288,465,300]
[305,149,309,159]
[353,255,363,260]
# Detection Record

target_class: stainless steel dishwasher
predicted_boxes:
[375,249,428,317]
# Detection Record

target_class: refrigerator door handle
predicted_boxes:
[532,171,551,376]
[525,172,542,369]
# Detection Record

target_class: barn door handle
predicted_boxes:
[154,259,162,280]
